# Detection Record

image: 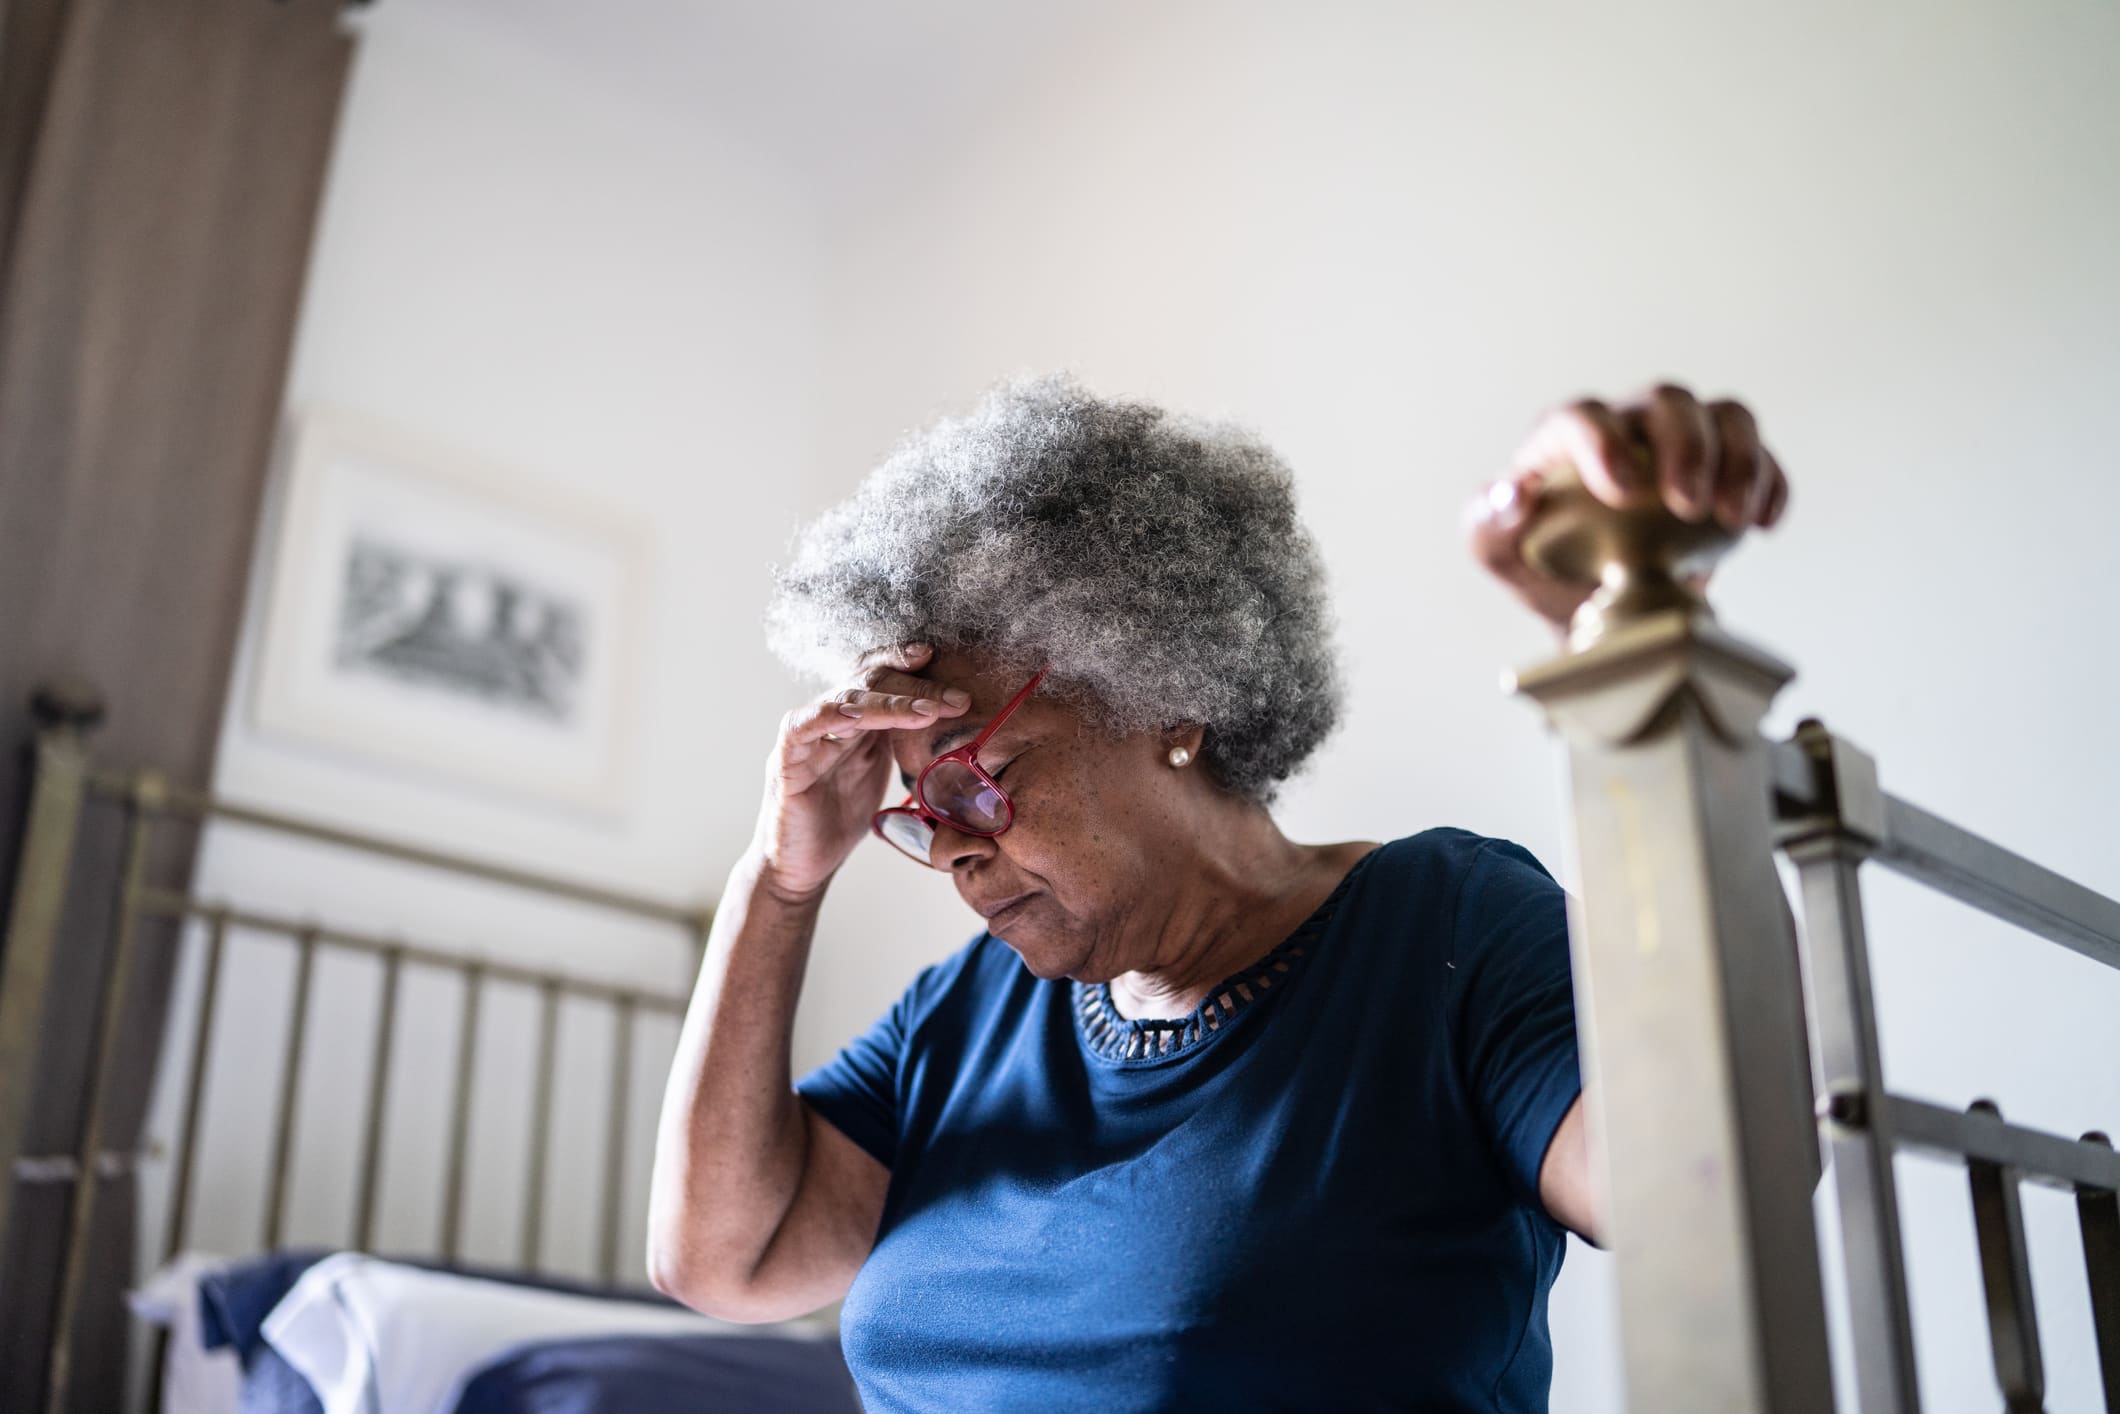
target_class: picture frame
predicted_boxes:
[253,411,649,817]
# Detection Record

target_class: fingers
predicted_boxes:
[784,686,963,754]
[1464,469,1545,587]
[855,640,933,676]
[851,641,975,707]
[789,723,884,773]
[1463,468,1602,629]
[1516,399,1658,508]
[1757,450,1790,528]
[778,640,973,775]
[1619,384,1717,522]
[1701,399,1764,532]
[1538,386,1785,533]
[830,685,969,731]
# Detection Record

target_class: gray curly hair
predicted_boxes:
[764,375,1342,803]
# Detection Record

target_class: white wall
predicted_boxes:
[792,3,2120,1410]
[144,0,821,1294]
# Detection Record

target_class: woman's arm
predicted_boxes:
[1536,1095,1600,1246]
[648,642,970,1321]
[645,849,889,1321]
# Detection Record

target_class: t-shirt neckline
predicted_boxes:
[1068,847,1379,1067]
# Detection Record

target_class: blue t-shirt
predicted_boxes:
[796,827,1582,1412]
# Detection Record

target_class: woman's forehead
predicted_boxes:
[891,649,1046,721]
[914,645,1020,695]
[887,652,1064,776]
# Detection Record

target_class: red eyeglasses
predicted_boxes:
[871,665,1049,867]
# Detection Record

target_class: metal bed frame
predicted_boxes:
[0,687,709,1414]
[1510,470,2120,1410]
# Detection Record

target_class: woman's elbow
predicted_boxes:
[645,1221,790,1322]
[648,1246,810,1324]
[644,1194,727,1312]
[648,1238,743,1318]
[645,1234,697,1303]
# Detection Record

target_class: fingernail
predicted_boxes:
[941,688,971,707]
[904,642,931,656]
[837,704,863,718]
[912,699,939,714]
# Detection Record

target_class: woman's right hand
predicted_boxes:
[751,641,972,900]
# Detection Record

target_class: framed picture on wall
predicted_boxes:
[253,411,648,816]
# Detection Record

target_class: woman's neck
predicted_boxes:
[1104,815,1367,1022]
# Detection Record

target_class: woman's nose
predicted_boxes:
[930,818,997,871]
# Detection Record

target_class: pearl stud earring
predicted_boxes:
[1168,746,1192,767]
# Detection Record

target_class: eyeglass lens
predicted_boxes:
[920,759,1008,833]
[877,810,935,861]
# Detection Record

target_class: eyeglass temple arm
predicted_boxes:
[965,664,1049,753]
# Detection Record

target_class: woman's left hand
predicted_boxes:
[1465,383,1790,635]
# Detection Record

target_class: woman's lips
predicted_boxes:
[980,892,1037,928]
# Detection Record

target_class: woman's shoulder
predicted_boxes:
[1346,828,1564,938]
[1318,829,1572,1037]
[1364,825,1556,884]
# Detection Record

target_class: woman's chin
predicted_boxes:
[995,928,1087,982]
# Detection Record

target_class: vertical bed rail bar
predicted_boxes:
[351,945,403,1253]
[43,768,158,1414]
[1781,725,1923,1414]
[0,684,101,1257]
[2078,1131,2120,1410]
[1966,1100,2046,1411]
[440,962,484,1262]
[1506,471,1831,1411]
[262,929,318,1249]
[163,909,229,1260]
[521,980,560,1270]
[599,995,635,1285]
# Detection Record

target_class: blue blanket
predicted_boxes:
[454,1332,858,1412]
[196,1250,852,1413]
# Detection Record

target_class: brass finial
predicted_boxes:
[30,677,107,734]
[1517,457,1740,652]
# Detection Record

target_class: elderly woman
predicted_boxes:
[649,378,1787,1411]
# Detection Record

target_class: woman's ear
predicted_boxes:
[1161,723,1207,769]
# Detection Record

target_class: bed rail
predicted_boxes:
[1509,469,2120,1411]
[0,690,708,1414]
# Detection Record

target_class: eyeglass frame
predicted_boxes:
[870,663,1050,866]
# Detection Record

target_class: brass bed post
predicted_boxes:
[43,766,161,1414]
[1781,723,1922,1413]
[1506,469,1832,1411]
[0,684,102,1267]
